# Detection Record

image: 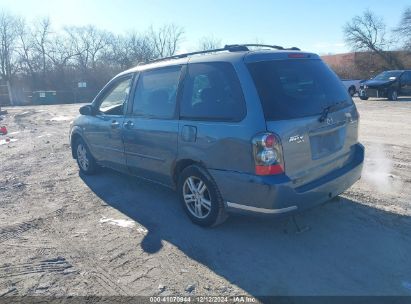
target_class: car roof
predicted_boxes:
[118,49,320,77]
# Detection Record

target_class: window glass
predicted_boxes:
[374,71,402,81]
[99,76,132,115]
[401,72,411,84]
[133,66,182,118]
[247,59,352,120]
[180,62,246,121]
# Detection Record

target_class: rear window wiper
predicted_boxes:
[318,101,346,122]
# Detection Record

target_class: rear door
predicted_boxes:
[400,71,411,95]
[247,57,359,186]
[178,62,251,173]
[123,65,182,186]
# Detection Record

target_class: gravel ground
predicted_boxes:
[0,97,411,299]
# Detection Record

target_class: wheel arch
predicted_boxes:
[172,158,206,189]
[348,85,356,95]
[70,130,83,159]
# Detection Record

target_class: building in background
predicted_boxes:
[322,51,411,80]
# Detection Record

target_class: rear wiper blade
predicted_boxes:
[318,101,346,122]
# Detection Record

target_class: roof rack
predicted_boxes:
[239,44,301,51]
[148,44,301,64]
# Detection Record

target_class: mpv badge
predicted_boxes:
[289,135,304,143]
[326,117,333,125]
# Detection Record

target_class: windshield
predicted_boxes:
[247,59,352,120]
[373,71,402,81]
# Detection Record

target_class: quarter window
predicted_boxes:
[180,62,246,121]
[133,66,182,119]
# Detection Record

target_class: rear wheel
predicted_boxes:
[178,165,227,227]
[388,89,398,101]
[75,138,98,175]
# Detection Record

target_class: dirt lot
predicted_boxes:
[1,97,411,298]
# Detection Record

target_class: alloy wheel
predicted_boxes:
[183,176,212,219]
[77,143,89,171]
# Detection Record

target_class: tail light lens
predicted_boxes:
[252,132,284,175]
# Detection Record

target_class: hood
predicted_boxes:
[363,79,395,88]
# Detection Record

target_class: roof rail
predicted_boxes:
[148,45,246,63]
[239,44,301,51]
[147,44,300,64]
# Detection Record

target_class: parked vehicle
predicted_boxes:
[359,70,411,101]
[341,79,362,96]
[70,44,364,227]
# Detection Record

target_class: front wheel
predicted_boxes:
[178,165,227,227]
[75,138,98,175]
[348,86,356,97]
[388,89,398,101]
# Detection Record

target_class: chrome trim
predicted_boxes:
[226,202,298,214]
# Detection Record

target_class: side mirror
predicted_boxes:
[79,104,95,116]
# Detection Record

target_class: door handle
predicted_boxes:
[124,120,134,129]
[111,121,120,129]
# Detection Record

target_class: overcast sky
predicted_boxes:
[1,0,409,54]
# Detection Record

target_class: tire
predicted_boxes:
[348,86,356,97]
[178,165,227,227]
[74,137,98,175]
[388,89,398,101]
[360,96,369,100]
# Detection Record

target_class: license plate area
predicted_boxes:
[310,129,344,160]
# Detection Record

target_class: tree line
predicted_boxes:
[335,7,411,79]
[0,10,190,104]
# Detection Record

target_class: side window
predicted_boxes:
[132,66,182,119]
[99,76,132,115]
[180,62,246,122]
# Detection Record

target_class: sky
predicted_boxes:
[0,0,409,55]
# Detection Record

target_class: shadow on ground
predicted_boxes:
[81,169,411,296]
[358,96,411,102]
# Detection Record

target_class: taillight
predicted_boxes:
[252,132,284,175]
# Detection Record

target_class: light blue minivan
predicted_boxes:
[70,44,364,227]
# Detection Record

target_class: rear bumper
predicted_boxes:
[209,143,364,216]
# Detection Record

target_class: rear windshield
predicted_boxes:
[247,59,351,120]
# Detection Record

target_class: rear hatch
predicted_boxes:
[247,55,359,185]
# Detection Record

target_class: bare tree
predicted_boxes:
[395,7,411,50]
[344,10,403,69]
[0,11,19,104]
[16,18,38,80]
[127,32,155,63]
[46,34,75,69]
[198,36,222,51]
[33,17,52,86]
[148,24,184,58]
[65,25,110,71]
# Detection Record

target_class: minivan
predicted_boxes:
[70,44,364,227]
